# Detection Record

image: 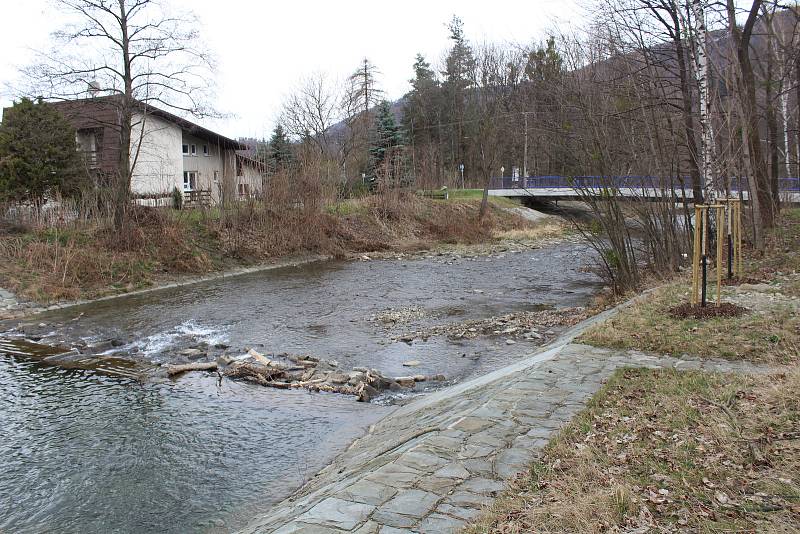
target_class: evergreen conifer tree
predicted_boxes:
[267,125,293,173]
[0,97,85,203]
[368,101,405,189]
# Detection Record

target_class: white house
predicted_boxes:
[52,96,265,205]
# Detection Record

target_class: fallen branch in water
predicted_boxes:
[166,361,218,376]
[223,361,287,385]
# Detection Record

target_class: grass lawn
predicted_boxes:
[470,367,800,533]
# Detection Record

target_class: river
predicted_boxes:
[0,241,600,533]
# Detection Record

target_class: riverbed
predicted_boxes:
[0,241,601,533]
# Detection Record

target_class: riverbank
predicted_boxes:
[0,195,561,319]
[471,209,800,532]
[239,300,775,533]
[1,236,604,532]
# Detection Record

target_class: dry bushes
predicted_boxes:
[0,186,531,304]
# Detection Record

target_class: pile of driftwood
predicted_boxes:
[166,349,445,402]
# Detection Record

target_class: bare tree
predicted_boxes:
[279,73,339,157]
[23,0,216,231]
[726,0,775,234]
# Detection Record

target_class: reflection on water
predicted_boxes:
[0,353,388,533]
[0,242,599,532]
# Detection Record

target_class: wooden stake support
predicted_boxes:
[691,200,742,307]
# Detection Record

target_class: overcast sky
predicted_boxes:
[0,0,583,139]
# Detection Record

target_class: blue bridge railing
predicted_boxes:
[489,175,800,192]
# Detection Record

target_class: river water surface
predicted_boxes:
[0,241,600,533]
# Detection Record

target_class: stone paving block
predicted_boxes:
[470,404,509,419]
[378,489,441,519]
[459,477,506,495]
[353,521,381,534]
[416,513,466,533]
[416,476,461,494]
[421,435,464,452]
[395,450,449,473]
[435,503,483,521]
[370,510,417,529]
[450,416,494,433]
[340,479,398,506]
[433,463,470,480]
[465,431,505,449]
[462,458,494,477]
[493,447,532,479]
[458,443,496,459]
[272,522,344,534]
[378,527,409,534]
[365,463,420,488]
[512,435,548,451]
[295,497,375,531]
[434,428,466,439]
[445,490,493,509]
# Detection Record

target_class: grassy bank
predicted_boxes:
[0,194,548,304]
[471,367,800,533]
[580,207,800,364]
[473,209,799,532]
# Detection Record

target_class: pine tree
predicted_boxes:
[403,54,441,148]
[347,58,384,116]
[441,16,476,170]
[443,17,476,93]
[369,101,406,189]
[0,97,85,203]
[524,36,563,83]
[267,125,292,173]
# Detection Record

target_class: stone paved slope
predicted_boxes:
[240,338,772,534]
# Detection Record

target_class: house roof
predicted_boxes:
[49,95,246,150]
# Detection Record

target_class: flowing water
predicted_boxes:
[0,241,601,533]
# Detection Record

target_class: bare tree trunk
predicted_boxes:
[115,0,133,233]
[727,0,774,233]
[691,0,714,197]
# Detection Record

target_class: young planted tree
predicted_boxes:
[0,97,86,204]
[23,0,215,231]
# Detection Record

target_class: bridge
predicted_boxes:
[488,175,800,203]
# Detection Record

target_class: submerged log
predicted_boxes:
[166,361,218,376]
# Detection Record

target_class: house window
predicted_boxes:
[190,144,197,156]
[213,170,219,182]
[183,171,197,191]
[182,144,189,155]
[238,183,250,198]
[203,145,209,156]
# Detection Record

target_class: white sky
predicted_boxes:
[0,0,583,140]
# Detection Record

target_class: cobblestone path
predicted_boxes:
[241,336,773,534]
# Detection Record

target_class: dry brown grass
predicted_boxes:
[492,221,566,242]
[0,194,530,304]
[579,208,800,364]
[470,368,800,533]
[578,280,799,363]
